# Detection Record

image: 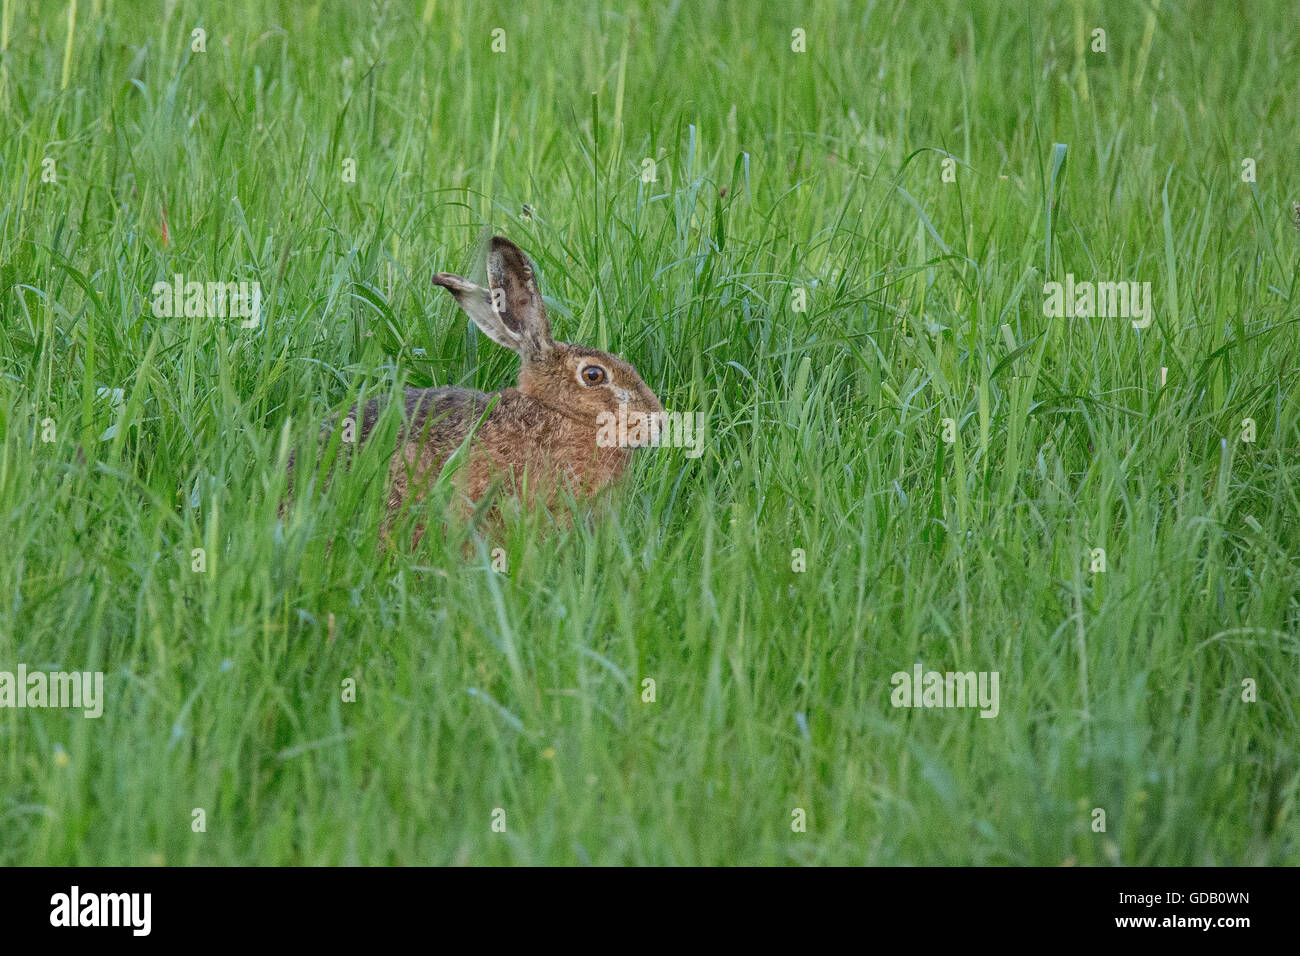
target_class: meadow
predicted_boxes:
[1,0,1297,864]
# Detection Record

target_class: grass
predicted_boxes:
[1,0,1298,865]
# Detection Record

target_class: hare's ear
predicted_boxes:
[485,236,553,359]
[432,271,523,353]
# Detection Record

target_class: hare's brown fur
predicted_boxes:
[359,377,640,517]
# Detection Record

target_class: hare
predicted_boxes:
[314,236,663,543]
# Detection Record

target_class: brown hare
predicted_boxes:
[311,236,663,544]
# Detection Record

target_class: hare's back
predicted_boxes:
[351,386,491,446]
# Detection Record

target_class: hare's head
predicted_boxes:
[433,237,663,425]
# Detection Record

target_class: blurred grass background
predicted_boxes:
[0,0,1297,863]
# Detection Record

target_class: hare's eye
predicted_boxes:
[581,365,607,386]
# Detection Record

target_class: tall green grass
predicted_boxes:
[0,0,1297,864]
